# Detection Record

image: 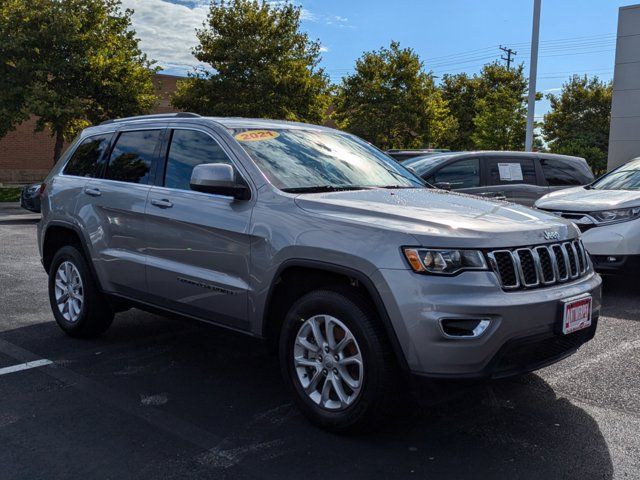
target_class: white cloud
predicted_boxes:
[121,0,209,72]
[543,87,562,93]
[121,0,344,73]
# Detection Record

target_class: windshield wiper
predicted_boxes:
[281,185,374,194]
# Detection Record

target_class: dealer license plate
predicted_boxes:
[562,296,592,335]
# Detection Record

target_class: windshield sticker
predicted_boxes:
[235,130,280,142]
[498,163,523,181]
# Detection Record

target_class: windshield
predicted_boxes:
[591,160,640,191]
[231,128,424,192]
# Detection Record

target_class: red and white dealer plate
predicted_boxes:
[562,295,592,335]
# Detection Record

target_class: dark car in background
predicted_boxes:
[20,182,42,213]
[405,151,594,206]
[386,148,451,162]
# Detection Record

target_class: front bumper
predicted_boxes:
[372,268,602,378]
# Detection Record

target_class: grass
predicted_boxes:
[0,187,22,202]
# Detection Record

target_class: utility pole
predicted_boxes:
[499,45,517,70]
[525,0,541,152]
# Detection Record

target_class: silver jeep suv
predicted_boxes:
[38,113,602,432]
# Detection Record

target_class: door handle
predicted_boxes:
[151,198,173,209]
[84,187,101,197]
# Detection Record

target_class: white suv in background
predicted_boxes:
[536,158,640,273]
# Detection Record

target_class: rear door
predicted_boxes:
[144,126,254,330]
[77,127,164,298]
[481,157,547,206]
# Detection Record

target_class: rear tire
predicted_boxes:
[48,245,114,337]
[279,288,399,433]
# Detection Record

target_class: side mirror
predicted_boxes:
[189,163,250,200]
[434,181,452,191]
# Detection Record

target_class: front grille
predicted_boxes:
[488,239,589,290]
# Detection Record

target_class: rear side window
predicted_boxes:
[541,157,592,185]
[63,134,111,177]
[487,158,537,185]
[104,130,162,184]
[429,158,480,188]
[164,129,232,191]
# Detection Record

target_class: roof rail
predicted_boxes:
[99,112,200,125]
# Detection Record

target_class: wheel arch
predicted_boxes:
[42,221,103,291]
[262,259,410,375]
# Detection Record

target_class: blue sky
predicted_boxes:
[123,0,631,117]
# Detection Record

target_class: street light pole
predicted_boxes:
[525,0,541,151]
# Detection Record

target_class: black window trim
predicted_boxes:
[154,125,254,199]
[60,131,116,179]
[98,127,166,186]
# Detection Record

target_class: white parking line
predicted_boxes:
[0,359,53,376]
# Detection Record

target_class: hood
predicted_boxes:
[294,188,577,248]
[535,186,640,212]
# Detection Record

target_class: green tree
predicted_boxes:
[440,63,530,150]
[472,63,529,150]
[172,0,330,123]
[0,0,158,163]
[543,75,612,175]
[333,41,456,150]
[440,73,478,150]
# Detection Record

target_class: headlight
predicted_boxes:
[590,207,640,225]
[402,248,488,275]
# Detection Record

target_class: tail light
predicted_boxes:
[38,183,46,196]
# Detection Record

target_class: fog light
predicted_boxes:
[440,319,491,338]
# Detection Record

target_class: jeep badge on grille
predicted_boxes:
[544,230,560,241]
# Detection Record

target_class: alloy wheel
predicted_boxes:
[293,314,364,410]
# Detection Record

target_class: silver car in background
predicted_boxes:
[37,114,601,432]
[537,157,640,273]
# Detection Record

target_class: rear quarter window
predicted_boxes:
[63,134,112,178]
[540,157,593,185]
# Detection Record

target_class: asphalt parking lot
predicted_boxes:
[1,204,639,480]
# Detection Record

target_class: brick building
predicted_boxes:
[0,73,181,185]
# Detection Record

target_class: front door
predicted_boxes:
[144,127,254,330]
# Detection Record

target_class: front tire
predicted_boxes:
[48,245,114,337]
[279,289,399,433]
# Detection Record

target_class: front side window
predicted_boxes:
[541,157,591,186]
[63,134,111,178]
[104,130,162,184]
[487,158,537,185]
[164,130,232,191]
[231,128,423,192]
[431,158,480,189]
